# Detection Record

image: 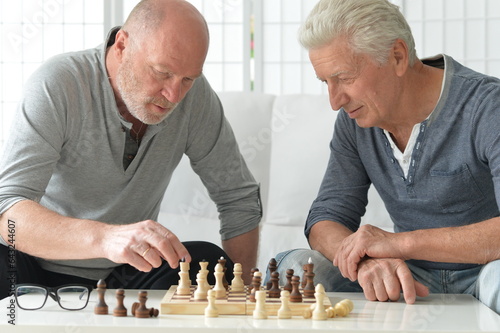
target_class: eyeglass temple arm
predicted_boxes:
[79,289,89,301]
[48,291,61,302]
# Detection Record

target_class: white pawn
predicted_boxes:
[213,263,226,298]
[277,290,292,319]
[253,290,268,319]
[231,263,245,292]
[312,284,327,320]
[177,260,191,295]
[204,289,218,318]
[194,272,208,300]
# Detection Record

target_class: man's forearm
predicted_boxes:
[400,217,500,265]
[308,220,354,262]
[222,226,259,284]
[0,199,106,260]
[0,199,192,272]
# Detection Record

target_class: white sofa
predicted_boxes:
[158,92,392,270]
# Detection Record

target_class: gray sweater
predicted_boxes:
[0,28,261,280]
[306,55,500,270]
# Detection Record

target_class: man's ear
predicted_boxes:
[113,29,129,62]
[392,39,409,77]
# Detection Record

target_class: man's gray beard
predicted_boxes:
[116,63,178,125]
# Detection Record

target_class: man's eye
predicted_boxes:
[154,69,170,77]
[339,77,354,83]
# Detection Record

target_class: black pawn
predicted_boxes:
[289,275,302,303]
[94,279,108,315]
[113,289,127,317]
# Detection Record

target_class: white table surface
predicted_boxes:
[1,289,499,333]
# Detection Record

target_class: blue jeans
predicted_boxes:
[272,248,500,314]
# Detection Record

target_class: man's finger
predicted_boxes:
[155,230,190,268]
[397,265,417,304]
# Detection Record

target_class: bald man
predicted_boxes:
[0,0,261,298]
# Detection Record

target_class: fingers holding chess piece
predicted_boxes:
[177,258,191,295]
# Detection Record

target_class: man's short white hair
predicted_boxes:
[298,0,417,66]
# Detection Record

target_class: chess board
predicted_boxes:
[160,285,332,316]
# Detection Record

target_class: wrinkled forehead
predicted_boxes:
[309,38,364,75]
[141,34,206,77]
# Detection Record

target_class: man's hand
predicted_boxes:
[101,220,191,272]
[333,224,404,281]
[357,258,429,304]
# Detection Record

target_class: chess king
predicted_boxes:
[0,0,261,298]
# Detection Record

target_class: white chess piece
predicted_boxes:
[213,263,226,298]
[277,290,292,319]
[253,290,268,319]
[230,263,245,292]
[334,299,353,317]
[312,283,327,320]
[177,260,191,295]
[204,289,218,317]
[194,272,208,300]
[199,261,211,291]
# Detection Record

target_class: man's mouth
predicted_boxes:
[346,106,362,118]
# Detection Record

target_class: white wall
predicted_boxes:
[1,0,499,149]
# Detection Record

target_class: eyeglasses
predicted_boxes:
[14,284,93,311]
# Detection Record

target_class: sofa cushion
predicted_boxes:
[158,92,276,248]
[265,94,337,227]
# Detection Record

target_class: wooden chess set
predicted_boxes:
[160,257,353,319]
[92,257,353,320]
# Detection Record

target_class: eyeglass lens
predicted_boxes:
[15,286,47,310]
[16,285,90,310]
[57,286,90,310]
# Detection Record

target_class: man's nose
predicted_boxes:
[161,78,183,104]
